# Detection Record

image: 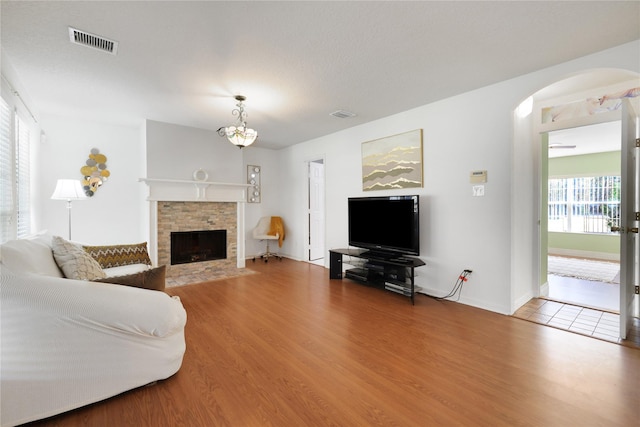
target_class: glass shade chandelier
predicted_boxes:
[217,95,257,148]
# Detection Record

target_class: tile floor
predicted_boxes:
[513,298,640,348]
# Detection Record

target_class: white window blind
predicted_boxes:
[0,99,14,242]
[0,98,31,242]
[16,115,31,237]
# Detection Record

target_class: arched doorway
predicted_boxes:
[513,68,640,340]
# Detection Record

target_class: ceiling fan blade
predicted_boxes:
[549,144,576,149]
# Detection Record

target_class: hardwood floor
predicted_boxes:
[26,259,640,426]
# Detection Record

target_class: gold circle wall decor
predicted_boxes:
[81,148,110,196]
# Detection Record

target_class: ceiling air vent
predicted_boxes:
[330,110,356,119]
[68,27,118,55]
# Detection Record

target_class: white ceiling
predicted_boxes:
[548,121,621,158]
[1,1,639,150]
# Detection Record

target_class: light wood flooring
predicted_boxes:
[25,259,640,426]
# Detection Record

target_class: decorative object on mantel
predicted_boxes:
[361,129,423,191]
[217,95,258,149]
[80,148,110,196]
[192,168,208,181]
[51,179,87,240]
[247,165,261,203]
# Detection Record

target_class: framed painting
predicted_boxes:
[361,129,423,191]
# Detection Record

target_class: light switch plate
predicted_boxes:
[473,185,485,197]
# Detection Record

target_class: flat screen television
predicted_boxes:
[348,195,420,258]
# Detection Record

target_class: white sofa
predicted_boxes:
[0,234,187,427]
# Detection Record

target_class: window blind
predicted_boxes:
[0,99,14,242]
[16,115,30,238]
[0,98,32,242]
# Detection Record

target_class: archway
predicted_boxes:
[512,68,640,340]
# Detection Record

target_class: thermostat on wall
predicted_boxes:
[470,170,487,183]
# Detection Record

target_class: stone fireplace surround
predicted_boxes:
[140,178,250,285]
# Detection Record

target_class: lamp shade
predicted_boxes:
[51,179,87,200]
[224,125,258,148]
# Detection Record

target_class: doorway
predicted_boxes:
[528,73,640,340]
[545,121,621,313]
[307,158,325,266]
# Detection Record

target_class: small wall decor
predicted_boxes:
[362,129,423,191]
[541,86,640,124]
[80,148,110,196]
[247,165,261,203]
[192,168,209,181]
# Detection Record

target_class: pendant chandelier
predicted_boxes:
[217,95,258,148]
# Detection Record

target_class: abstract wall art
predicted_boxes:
[361,129,423,191]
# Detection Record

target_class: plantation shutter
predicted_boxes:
[0,99,14,242]
[15,114,30,238]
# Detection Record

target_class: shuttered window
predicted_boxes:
[0,99,14,242]
[16,115,30,237]
[0,98,31,243]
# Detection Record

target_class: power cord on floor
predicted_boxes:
[424,269,472,302]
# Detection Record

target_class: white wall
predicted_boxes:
[279,89,514,313]
[242,147,284,258]
[35,117,248,245]
[276,40,640,315]
[36,114,145,245]
[145,119,242,182]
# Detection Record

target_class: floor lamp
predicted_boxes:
[51,179,87,240]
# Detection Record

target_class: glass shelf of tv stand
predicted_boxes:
[328,248,425,304]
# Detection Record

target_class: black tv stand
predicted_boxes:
[360,251,393,260]
[329,248,425,304]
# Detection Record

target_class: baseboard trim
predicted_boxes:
[513,291,535,314]
[416,288,510,315]
[548,248,619,262]
[539,281,549,297]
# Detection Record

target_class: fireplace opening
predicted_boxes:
[171,230,227,265]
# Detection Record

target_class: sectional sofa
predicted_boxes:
[0,233,187,426]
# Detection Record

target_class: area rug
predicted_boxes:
[166,268,257,288]
[548,256,620,284]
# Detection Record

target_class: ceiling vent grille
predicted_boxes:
[330,110,356,119]
[68,27,118,55]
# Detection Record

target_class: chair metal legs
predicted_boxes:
[253,240,282,262]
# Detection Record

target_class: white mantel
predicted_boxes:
[139,178,251,202]
[139,178,250,268]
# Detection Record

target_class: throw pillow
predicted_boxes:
[83,242,152,269]
[52,236,107,281]
[94,265,166,292]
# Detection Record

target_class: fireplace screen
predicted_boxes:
[170,230,227,265]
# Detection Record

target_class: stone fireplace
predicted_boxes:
[157,201,236,280]
[140,178,250,284]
